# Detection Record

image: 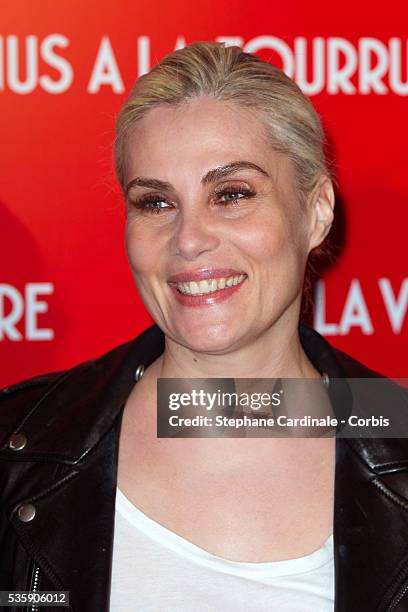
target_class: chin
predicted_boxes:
[178,322,243,354]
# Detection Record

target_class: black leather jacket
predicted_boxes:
[1,323,408,612]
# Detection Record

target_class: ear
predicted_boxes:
[307,176,335,252]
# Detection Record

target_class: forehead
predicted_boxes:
[122,96,285,182]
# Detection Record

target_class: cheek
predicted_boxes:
[125,227,165,311]
[233,211,307,275]
[125,222,161,276]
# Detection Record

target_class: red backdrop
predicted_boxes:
[1,0,407,387]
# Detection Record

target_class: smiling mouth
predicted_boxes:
[173,274,247,296]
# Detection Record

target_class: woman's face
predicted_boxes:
[123,96,319,353]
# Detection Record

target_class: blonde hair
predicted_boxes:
[114,41,336,319]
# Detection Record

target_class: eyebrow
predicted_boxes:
[124,161,270,196]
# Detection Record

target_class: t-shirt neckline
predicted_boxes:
[115,486,333,578]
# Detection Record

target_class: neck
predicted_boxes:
[156,316,321,381]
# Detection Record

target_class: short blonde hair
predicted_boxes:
[114,41,332,199]
[114,41,336,320]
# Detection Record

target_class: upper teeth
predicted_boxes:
[176,274,246,295]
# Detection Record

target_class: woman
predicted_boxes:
[1,41,408,612]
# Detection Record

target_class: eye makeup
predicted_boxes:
[127,183,257,215]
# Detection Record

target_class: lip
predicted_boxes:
[168,275,247,307]
[167,268,246,283]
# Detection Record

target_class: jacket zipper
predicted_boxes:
[391,583,408,611]
[381,563,408,611]
[27,563,41,612]
[386,580,408,611]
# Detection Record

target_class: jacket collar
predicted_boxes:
[4,322,407,473]
[2,324,165,464]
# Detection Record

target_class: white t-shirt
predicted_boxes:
[110,487,335,611]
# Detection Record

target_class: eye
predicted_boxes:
[129,185,256,214]
[215,187,255,206]
[131,195,173,215]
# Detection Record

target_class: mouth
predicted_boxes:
[171,273,247,296]
[166,270,248,307]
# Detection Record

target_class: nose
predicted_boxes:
[170,208,221,261]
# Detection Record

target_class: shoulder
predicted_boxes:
[330,349,408,473]
[0,369,67,398]
[330,345,408,409]
[330,345,408,425]
[0,338,130,450]
[331,346,386,379]
[299,325,408,469]
[0,330,152,456]
[0,369,68,447]
[0,333,141,405]
[300,322,399,381]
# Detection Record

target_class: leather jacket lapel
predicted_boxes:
[334,437,408,611]
[4,411,124,612]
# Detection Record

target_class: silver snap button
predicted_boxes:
[9,433,27,451]
[135,364,145,381]
[321,372,330,389]
[17,503,36,522]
